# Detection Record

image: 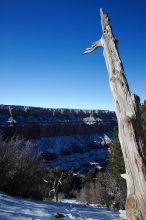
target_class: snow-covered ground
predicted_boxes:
[0,193,123,220]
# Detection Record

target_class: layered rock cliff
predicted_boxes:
[0,105,117,171]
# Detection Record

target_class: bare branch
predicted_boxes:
[42,178,48,183]
[49,188,55,196]
[82,39,102,55]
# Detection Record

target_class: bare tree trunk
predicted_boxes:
[44,172,64,202]
[54,192,59,202]
[83,8,146,220]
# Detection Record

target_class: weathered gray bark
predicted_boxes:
[83,8,146,220]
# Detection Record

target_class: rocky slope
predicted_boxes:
[0,105,117,171]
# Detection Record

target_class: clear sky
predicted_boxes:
[0,0,146,110]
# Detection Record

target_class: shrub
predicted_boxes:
[0,135,41,198]
[76,171,126,209]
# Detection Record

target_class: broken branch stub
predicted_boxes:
[83,39,103,55]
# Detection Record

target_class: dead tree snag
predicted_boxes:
[83,8,146,220]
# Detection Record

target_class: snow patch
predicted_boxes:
[0,193,123,220]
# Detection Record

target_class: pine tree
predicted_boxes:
[109,127,126,190]
[140,100,146,139]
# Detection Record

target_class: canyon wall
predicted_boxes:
[0,105,116,138]
[0,105,117,171]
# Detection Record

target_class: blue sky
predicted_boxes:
[0,0,146,110]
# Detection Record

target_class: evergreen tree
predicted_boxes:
[109,127,126,190]
[140,100,146,139]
